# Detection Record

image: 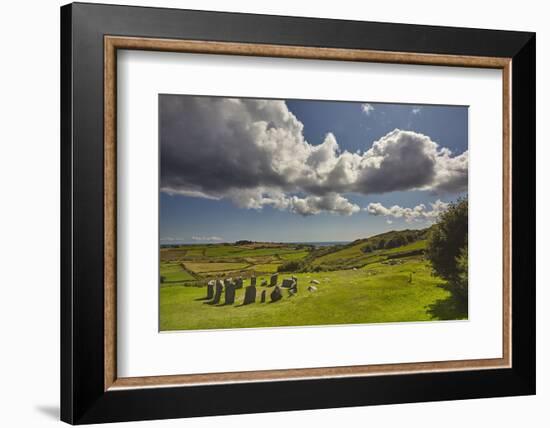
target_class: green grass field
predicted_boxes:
[160,262,196,285]
[279,251,309,261]
[182,261,250,273]
[159,231,467,331]
[310,239,426,268]
[248,263,281,273]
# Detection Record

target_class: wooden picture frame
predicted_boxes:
[61,2,535,424]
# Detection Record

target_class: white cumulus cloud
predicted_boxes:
[160,96,467,216]
[289,193,360,216]
[366,199,449,223]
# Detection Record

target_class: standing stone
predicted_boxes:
[235,277,244,289]
[224,282,236,305]
[281,278,295,288]
[243,285,256,305]
[250,276,257,286]
[270,274,278,287]
[206,280,215,300]
[212,280,223,304]
[270,285,282,302]
[290,281,298,293]
[260,289,266,303]
[261,279,268,286]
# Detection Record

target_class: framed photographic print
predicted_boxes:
[61,2,535,424]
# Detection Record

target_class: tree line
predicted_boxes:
[425,197,468,303]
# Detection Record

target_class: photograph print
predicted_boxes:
[159,95,468,332]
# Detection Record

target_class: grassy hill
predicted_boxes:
[160,229,431,283]
[159,228,467,331]
[160,258,450,330]
[305,229,428,271]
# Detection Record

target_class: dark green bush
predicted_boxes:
[277,260,305,273]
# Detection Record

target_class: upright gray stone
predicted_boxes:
[243,285,256,305]
[224,282,236,305]
[270,274,278,287]
[212,280,223,304]
[223,279,233,293]
[235,277,244,289]
[206,280,215,300]
[281,278,295,288]
[260,289,266,303]
[270,285,282,302]
[250,276,257,286]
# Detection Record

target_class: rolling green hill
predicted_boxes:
[159,229,433,283]
[305,228,429,270]
[158,227,466,331]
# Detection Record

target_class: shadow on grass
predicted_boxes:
[235,302,251,307]
[426,284,468,320]
[202,300,237,307]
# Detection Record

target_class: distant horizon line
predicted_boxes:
[160,239,352,245]
[160,226,430,245]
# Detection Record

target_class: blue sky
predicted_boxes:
[160,96,467,244]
